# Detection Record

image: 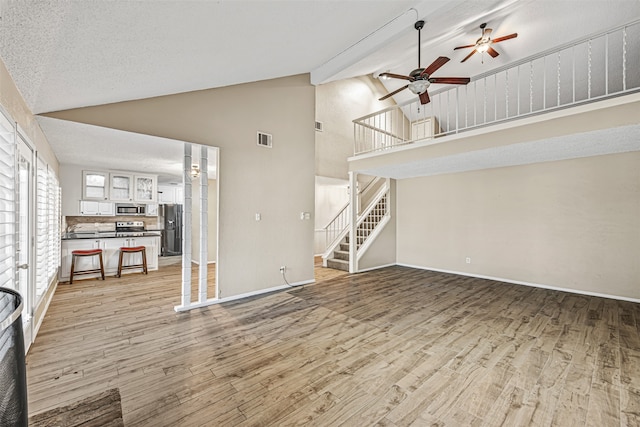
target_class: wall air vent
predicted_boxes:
[315,121,323,132]
[257,132,273,148]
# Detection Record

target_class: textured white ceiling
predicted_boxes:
[0,0,415,114]
[37,116,216,184]
[1,0,639,181]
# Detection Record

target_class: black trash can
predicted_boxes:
[0,287,28,426]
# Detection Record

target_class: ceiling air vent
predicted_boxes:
[257,132,272,148]
[315,121,323,132]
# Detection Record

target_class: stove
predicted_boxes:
[115,232,145,237]
[115,221,145,236]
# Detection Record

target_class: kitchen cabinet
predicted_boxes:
[81,169,156,203]
[60,239,102,281]
[79,200,114,216]
[103,236,160,274]
[134,174,157,203]
[82,170,109,200]
[60,235,160,281]
[109,172,134,202]
[158,184,183,204]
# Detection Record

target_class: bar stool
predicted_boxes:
[117,246,148,277]
[70,249,105,284]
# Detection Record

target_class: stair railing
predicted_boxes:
[354,181,390,261]
[353,19,640,155]
[322,176,381,260]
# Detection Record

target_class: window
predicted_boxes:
[0,111,15,292]
[35,159,61,300]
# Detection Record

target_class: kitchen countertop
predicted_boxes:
[62,231,162,240]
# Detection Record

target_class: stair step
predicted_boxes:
[339,243,349,251]
[333,250,349,261]
[327,258,349,271]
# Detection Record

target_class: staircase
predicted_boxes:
[326,239,350,271]
[324,193,388,272]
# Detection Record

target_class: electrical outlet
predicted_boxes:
[280,266,286,273]
[466,257,471,264]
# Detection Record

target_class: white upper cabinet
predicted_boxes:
[79,200,114,216]
[109,172,134,202]
[158,184,184,204]
[82,169,157,203]
[82,170,109,200]
[134,174,157,203]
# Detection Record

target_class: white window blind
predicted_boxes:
[35,158,48,297]
[0,111,15,292]
[47,169,60,285]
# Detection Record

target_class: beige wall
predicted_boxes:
[0,58,58,170]
[396,152,640,300]
[191,179,217,263]
[315,76,394,180]
[46,74,315,298]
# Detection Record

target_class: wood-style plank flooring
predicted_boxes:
[26,264,640,426]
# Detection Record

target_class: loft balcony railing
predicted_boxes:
[353,19,640,155]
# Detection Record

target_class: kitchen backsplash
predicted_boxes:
[65,215,163,232]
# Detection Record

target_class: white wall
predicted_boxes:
[315,75,394,180]
[314,177,349,254]
[396,152,640,300]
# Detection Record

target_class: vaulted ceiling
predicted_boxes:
[0,0,638,180]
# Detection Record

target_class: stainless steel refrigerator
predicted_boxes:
[159,204,183,256]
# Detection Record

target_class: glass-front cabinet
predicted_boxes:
[82,170,157,203]
[109,172,133,202]
[134,174,157,203]
[82,170,109,200]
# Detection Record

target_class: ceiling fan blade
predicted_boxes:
[486,46,499,58]
[461,49,477,63]
[430,77,471,85]
[422,56,450,77]
[419,91,430,105]
[379,72,413,81]
[454,44,476,50]
[379,84,409,101]
[492,33,518,43]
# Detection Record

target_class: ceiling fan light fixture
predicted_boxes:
[477,42,491,53]
[190,164,200,179]
[408,80,430,95]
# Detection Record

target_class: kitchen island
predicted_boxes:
[60,232,161,281]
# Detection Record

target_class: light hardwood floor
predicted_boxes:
[26,264,639,426]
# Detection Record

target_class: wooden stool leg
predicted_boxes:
[99,252,105,280]
[117,251,124,278]
[142,248,148,274]
[70,254,76,284]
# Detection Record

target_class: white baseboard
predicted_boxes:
[397,263,640,303]
[190,260,216,265]
[30,279,60,352]
[174,278,315,312]
[357,263,396,273]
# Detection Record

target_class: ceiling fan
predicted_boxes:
[454,23,518,63]
[378,20,470,105]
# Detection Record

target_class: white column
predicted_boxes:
[348,171,358,273]
[179,143,193,308]
[198,145,208,303]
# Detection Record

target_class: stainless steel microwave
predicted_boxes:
[115,203,146,216]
